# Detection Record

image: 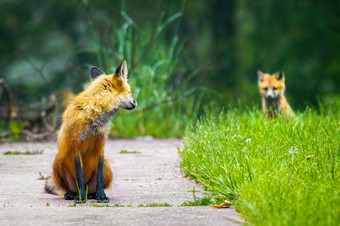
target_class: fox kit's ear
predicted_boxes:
[275,71,285,81]
[90,66,106,80]
[257,70,264,82]
[115,60,128,80]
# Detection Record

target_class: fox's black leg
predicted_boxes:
[74,156,86,203]
[96,156,109,203]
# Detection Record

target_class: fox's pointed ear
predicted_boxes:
[275,71,285,80]
[257,70,264,82]
[90,66,106,80]
[115,60,128,80]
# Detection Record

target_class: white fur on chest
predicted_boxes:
[79,108,118,140]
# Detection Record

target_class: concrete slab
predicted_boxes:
[0,139,242,225]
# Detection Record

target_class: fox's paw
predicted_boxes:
[74,197,86,204]
[96,192,109,203]
[74,193,87,203]
[97,197,109,203]
[87,193,96,200]
[64,191,76,200]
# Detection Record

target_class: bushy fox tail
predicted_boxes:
[45,176,65,196]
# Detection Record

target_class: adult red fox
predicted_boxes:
[45,60,137,203]
[258,70,294,118]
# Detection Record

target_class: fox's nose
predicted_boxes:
[132,99,137,108]
[267,94,274,99]
[266,89,274,99]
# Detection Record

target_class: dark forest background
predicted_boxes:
[0,0,339,138]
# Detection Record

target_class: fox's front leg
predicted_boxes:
[96,156,109,203]
[74,155,86,203]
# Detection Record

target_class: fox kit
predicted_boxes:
[45,60,137,203]
[258,70,294,118]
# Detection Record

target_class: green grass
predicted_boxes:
[89,203,125,208]
[180,100,340,225]
[119,150,140,154]
[178,196,212,207]
[2,201,12,208]
[138,203,172,207]
[68,202,126,207]
[179,187,212,206]
[106,24,202,138]
[3,150,43,155]
[81,8,207,138]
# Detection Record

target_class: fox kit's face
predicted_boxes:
[258,70,285,100]
[90,60,137,110]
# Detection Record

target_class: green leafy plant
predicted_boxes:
[38,172,47,180]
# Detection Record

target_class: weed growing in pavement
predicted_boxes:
[38,172,47,180]
[138,203,173,207]
[3,150,43,155]
[119,150,140,154]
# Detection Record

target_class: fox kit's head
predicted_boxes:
[258,70,285,100]
[90,60,137,110]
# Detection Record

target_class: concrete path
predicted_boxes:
[0,139,241,225]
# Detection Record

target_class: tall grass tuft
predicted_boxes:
[85,8,204,138]
[180,98,340,225]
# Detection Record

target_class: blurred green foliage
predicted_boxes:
[0,120,25,141]
[8,120,25,140]
[0,0,339,137]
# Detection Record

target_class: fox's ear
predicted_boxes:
[115,60,128,80]
[275,71,285,80]
[90,66,106,80]
[257,70,264,82]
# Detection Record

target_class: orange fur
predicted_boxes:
[49,61,136,197]
[258,70,294,118]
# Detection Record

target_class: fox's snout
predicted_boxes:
[128,99,137,110]
[264,89,280,99]
[121,98,137,110]
[265,88,275,99]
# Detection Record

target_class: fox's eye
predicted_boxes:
[264,87,268,91]
[273,87,278,90]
